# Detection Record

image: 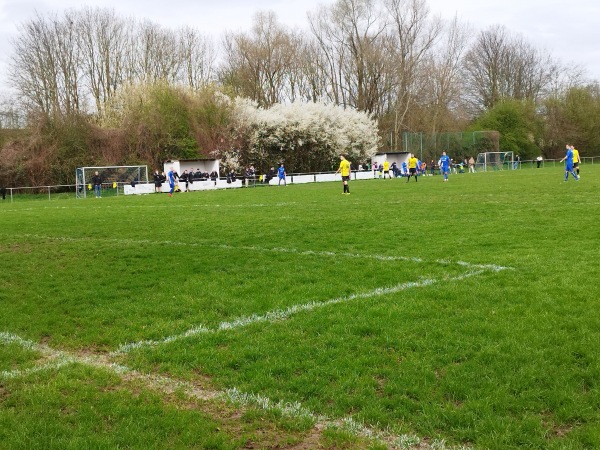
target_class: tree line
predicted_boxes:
[1,0,600,186]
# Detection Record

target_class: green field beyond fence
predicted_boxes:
[1,165,599,449]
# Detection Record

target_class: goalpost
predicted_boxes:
[76,165,149,198]
[475,152,514,172]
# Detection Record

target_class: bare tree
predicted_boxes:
[220,11,300,107]
[419,16,471,133]
[77,8,131,115]
[384,0,443,140]
[284,36,335,104]
[0,94,26,128]
[54,11,83,115]
[131,21,182,83]
[10,11,83,116]
[308,0,390,113]
[177,26,217,90]
[10,7,221,117]
[307,6,346,106]
[463,25,558,111]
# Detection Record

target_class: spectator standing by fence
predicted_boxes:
[181,170,190,192]
[153,170,162,193]
[210,170,218,186]
[264,167,275,184]
[92,171,102,198]
[245,166,256,187]
[469,156,476,173]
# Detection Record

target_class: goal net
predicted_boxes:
[475,152,514,172]
[76,165,149,198]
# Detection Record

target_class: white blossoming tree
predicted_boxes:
[230,98,380,173]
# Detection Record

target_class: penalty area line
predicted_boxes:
[113,268,493,355]
[13,233,511,271]
[0,332,460,450]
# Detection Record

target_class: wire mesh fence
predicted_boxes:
[402,131,501,162]
[1,183,125,203]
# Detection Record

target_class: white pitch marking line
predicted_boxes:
[13,233,511,272]
[2,233,507,448]
[0,331,130,378]
[122,202,300,209]
[224,387,466,449]
[0,358,75,380]
[112,269,494,355]
[1,332,462,450]
[0,202,300,214]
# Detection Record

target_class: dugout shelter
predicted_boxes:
[371,152,410,171]
[163,159,220,178]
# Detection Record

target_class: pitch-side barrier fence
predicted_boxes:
[1,156,598,203]
[511,156,598,170]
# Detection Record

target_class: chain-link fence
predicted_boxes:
[402,131,500,162]
[511,156,598,170]
[1,183,127,202]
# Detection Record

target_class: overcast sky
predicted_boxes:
[1,0,599,95]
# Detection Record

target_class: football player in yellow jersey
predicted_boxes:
[572,145,581,176]
[335,154,352,194]
[383,160,391,178]
[406,153,419,182]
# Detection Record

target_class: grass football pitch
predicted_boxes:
[1,164,599,449]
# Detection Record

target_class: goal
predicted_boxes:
[76,165,149,198]
[475,152,514,172]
